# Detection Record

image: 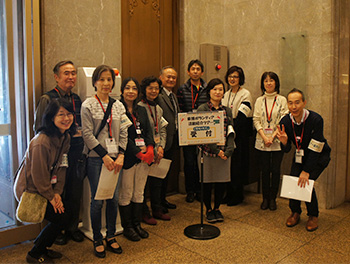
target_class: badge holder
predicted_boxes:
[184,149,220,240]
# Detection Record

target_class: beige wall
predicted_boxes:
[179,0,348,209]
[40,0,122,92]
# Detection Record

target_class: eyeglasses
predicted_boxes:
[146,87,160,91]
[228,75,239,79]
[56,113,74,118]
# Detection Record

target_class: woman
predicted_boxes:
[14,98,75,263]
[138,76,169,224]
[197,78,235,223]
[81,65,131,258]
[222,65,253,206]
[118,77,155,241]
[253,72,288,210]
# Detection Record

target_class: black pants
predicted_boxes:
[29,202,70,257]
[259,150,284,200]
[203,182,225,211]
[288,161,326,217]
[63,136,84,232]
[183,145,200,195]
[226,135,249,202]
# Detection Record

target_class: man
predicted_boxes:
[157,66,180,212]
[34,60,85,244]
[177,59,207,203]
[277,88,331,232]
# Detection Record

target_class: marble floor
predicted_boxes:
[1,192,350,263]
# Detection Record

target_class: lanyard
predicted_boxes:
[131,112,142,138]
[265,96,277,127]
[191,84,199,109]
[291,112,307,151]
[145,101,158,134]
[55,88,77,125]
[95,95,113,138]
[227,86,240,109]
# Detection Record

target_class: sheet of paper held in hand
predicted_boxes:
[280,175,314,202]
[95,164,120,200]
[149,158,172,179]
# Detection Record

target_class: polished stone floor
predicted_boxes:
[1,192,350,263]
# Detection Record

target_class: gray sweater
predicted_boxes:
[81,97,131,158]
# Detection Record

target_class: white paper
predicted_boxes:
[280,175,314,202]
[95,165,120,200]
[148,158,172,179]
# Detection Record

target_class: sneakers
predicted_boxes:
[206,210,217,223]
[215,210,224,222]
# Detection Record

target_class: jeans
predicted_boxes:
[87,157,121,241]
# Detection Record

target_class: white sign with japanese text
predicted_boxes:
[178,111,225,146]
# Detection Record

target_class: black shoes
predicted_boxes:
[261,199,277,211]
[163,200,177,209]
[186,193,195,203]
[215,210,224,222]
[45,250,62,259]
[93,240,106,258]
[269,199,277,211]
[260,199,269,210]
[134,225,149,239]
[206,210,217,223]
[70,230,84,242]
[54,230,84,245]
[123,227,141,241]
[26,253,53,263]
[105,237,123,254]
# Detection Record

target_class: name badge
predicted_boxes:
[135,138,145,147]
[60,154,68,167]
[105,138,118,154]
[154,134,160,144]
[295,149,304,164]
[264,128,273,136]
[51,175,57,184]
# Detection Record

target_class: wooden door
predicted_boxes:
[121,0,180,194]
[121,0,179,82]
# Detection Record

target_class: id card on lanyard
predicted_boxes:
[291,112,306,164]
[131,113,145,147]
[95,95,117,154]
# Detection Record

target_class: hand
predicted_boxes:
[276,124,288,146]
[102,154,115,171]
[50,194,65,214]
[263,136,273,147]
[298,171,310,188]
[155,146,164,164]
[114,154,124,173]
[218,150,227,160]
[140,146,147,153]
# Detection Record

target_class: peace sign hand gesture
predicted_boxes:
[276,124,288,146]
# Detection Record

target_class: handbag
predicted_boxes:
[77,97,116,179]
[16,191,47,223]
[15,157,47,223]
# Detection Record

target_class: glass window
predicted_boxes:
[0,0,15,229]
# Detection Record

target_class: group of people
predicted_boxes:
[13,59,330,263]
